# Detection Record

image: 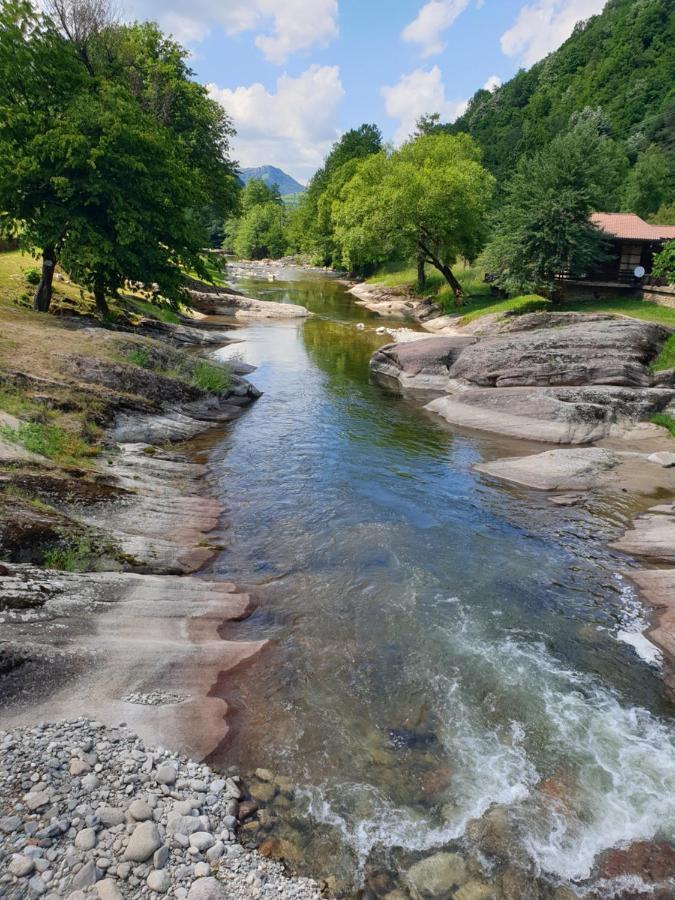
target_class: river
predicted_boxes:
[204,268,675,898]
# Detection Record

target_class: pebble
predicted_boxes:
[0,718,320,900]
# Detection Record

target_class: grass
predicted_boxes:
[0,421,96,465]
[123,345,232,395]
[43,534,99,571]
[459,294,550,325]
[122,295,182,324]
[651,414,675,438]
[652,335,675,372]
[560,296,675,328]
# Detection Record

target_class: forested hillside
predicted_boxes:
[449,0,674,218]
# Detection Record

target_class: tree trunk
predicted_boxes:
[33,247,57,312]
[439,263,464,306]
[93,275,109,317]
[417,252,426,291]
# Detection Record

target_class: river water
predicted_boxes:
[205,269,675,898]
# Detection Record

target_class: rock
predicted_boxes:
[28,874,48,895]
[255,767,274,782]
[97,807,126,828]
[405,852,468,898]
[187,289,310,320]
[598,841,675,881]
[147,869,171,893]
[167,814,206,837]
[71,860,99,890]
[474,448,623,491]
[24,790,50,811]
[237,800,258,820]
[123,821,162,862]
[194,862,211,877]
[370,336,476,391]
[186,877,229,899]
[96,881,124,900]
[249,781,276,803]
[453,882,499,900]
[153,845,170,869]
[70,759,92,776]
[0,814,23,833]
[81,773,100,792]
[75,827,97,850]
[426,385,675,444]
[258,837,303,866]
[648,451,675,468]
[128,798,152,821]
[448,316,668,389]
[9,853,35,876]
[189,832,215,852]
[465,806,513,859]
[611,502,675,563]
[155,765,178,785]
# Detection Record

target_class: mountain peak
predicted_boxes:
[240,166,305,196]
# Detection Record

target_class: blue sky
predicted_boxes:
[125,0,607,183]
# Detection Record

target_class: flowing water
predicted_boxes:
[203,268,675,898]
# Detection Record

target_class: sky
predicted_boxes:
[122,0,608,184]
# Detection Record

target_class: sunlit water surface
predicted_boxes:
[202,270,675,897]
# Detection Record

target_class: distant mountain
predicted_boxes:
[240,166,305,195]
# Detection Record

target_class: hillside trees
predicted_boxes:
[333,134,494,302]
[226,178,286,259]
[0,0,238,313]
[482,120,620,296]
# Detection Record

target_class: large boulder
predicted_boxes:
[370,336,476,390]
[426,385,675,444]
[448,318,669,388]
[187,289,309,319]
[474,447,624,490]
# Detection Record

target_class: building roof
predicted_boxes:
[591,212,675,241]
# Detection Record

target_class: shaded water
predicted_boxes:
[206,270,675,897]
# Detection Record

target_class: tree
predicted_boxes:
[333,134,494,302]
[232,203,286,260]
[622,147,671,219]
[414,112,441,137]
[482,121,622,296]
[652,241,675,284]
[240,178,281,212]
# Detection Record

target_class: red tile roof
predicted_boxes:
[591,212,675,241]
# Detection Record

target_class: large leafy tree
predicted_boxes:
[227,178,285,259]
[0,0,238,313]
[483,120,620,296]
[290,124,383,264]
[333,134,495,302]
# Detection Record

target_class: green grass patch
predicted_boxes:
[43,534,99,572]
[191,360,231,394]
[367,260,491,304]
[459,294,551,325]
[126,347,152,368]
[650,335,675,372]
[0,421,95,464]
[561,296,675,328]
[122,295,182,324]
[651,414,675,438]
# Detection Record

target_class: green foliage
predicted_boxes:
[23,267,41,285]
[560,295,675,327]
[458,294,551,324]
[651,335,675,371]
[0,3,238,314]
[651,413,675,437]
[126,347,151,368]
[43,534,99,572]
[241,178,281,212]
[333,133,494,298]
[652,241,675,284]
[448,0,675,210]
[622,147,671,218]
[650,201,675,225]
[191,360,231,394]
[483,119,616,295]
[0,421,93,462]
[232,203,286,260]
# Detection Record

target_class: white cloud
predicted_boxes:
[208,65,345,182]
[124,0,338,63]
[402,0,471,58]
[501,0,608,66]
[381,67,468,144]
[483,74,501,92]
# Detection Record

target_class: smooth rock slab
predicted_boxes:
[370,336,476,391]
[648,451,675,468]
[474,448,623,491]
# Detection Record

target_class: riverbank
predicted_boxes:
[0,277,320,896]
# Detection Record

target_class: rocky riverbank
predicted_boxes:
[0,281,320,896]
[0,717,319,899]
[369,309,675,700]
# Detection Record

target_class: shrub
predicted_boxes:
[191,360,231,394]
[23,267,41,285]
[651,413,675,437]
[126,347,151,368]
[652,241,675,285]
[43,535,98,571]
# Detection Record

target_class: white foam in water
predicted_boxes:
[303,606,675,888]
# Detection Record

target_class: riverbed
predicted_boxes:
[206,269,675,897]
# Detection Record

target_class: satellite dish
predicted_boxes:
[634,265,646,278]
